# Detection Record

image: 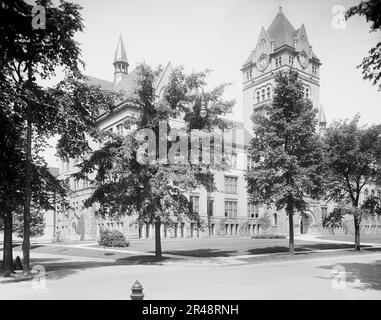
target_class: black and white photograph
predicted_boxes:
[1,0,381,307]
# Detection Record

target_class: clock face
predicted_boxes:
[299,52,309,68]
[257,55,269,71]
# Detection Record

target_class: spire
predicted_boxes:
[113,34,129,86]
[319,105,327,124]
[114,34,128,64]
[267,6,296,50]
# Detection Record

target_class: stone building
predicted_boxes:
[55,8,380,241]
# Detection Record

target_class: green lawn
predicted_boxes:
[317,234,381,244]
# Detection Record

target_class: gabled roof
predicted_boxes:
[85,75,114,91]
[114,34,128,64]
[267,7,296,50]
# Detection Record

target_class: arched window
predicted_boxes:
[261,89,265,101]
[273,213,278,226]
[266,86,271,100]
[256,91,260,103]
[306,87,310,99]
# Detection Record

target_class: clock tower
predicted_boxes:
[242,7,323,134]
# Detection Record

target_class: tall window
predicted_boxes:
[225,201,238,218]
[273,213,278,226]
[276,56,282,68]
[321,207,328,220]
[247,156,253,170]
[230,152,237,168]
[266,86,271,100]
[289,56,294,65]
[117,124,123,135]
[306,87,310,99]
[207,199,214,217]
[256,91,260,103]
[190,196,199,214]
[261,89,265,101]
[224,176,238,194]
[248,203,259,218]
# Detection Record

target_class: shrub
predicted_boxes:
[258,212,272,233]
[98,229,129,247]
[251,234,286,239]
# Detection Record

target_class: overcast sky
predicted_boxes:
[41,0,381,167]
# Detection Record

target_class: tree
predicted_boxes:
[322,116,381,250]
[346,0,381,90]
[246,70,324,254]
[76,64,233,259]
[1,0,117,273]
[0,209,45,239]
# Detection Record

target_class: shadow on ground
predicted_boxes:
[318,260,381,291]
[0,254,178,283]
[164,249,237,257]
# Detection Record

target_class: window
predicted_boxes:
[306,87,310,99]
[312,66,317,76]
[248,203,259,218]
[230,152,237,168]
[273,213,278,226]
[247,156,253,170]
[207,199,214,217]
[225,201,238,218]
[247,70,252,81]
[364,188,369,199]
[224,176,238,194]
[261,89,265,101]
[256,91,260,103]
[289,56,294,65]
[190,196,199,214]
[116,124,123,135]
[266,86,271,100]
[321,207,328,220]
[276,56,282,68]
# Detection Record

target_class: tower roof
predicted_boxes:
[114,35,128,63]
[267,7,297,50]
[319,105,327,124]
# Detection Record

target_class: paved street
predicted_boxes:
[1,249,381,300]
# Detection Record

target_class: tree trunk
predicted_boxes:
[2,209,13,277]
[155,219,162,260]
[288,212,295,254]
[22,97,32,275]
[354,216,361,251]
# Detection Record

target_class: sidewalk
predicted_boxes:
[295,234,381,247]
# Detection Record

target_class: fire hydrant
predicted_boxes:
[130,280,144,300]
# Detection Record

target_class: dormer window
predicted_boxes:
[312,66,318,76]
[247,70,252,81]
[289,56,294,66]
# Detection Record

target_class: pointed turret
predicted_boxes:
[113,35,129,86]
[319,105,327,133]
